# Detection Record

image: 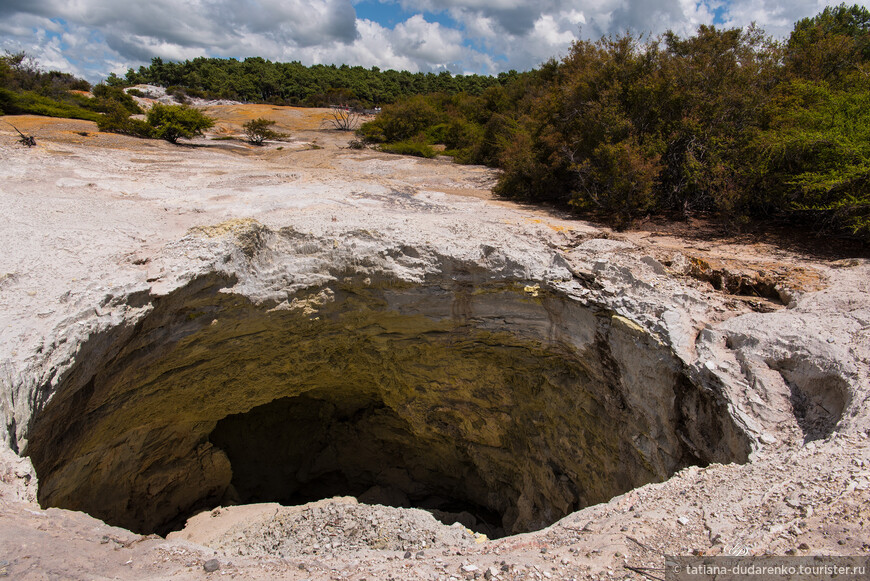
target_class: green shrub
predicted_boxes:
[751,78,870,237]
[91,84,142,115]
[242,117,278,145]
[96,103,153,137]
[146,103,214,143]
[355,120,386,143]
[358,95,444,143]
[166,86,190,104]
[443,119,482,150]
[0,87,14,114]
[567,138,661,229]
[424,122,451,144]
[379,140,437,158]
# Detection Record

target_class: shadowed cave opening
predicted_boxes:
[210,394,509,537]
[26,274,752,538]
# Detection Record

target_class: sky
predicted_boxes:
[1,0,867,82]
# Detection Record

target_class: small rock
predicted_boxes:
[677,516,690,526]
[640,255,667,275]
[484,566,499,579]
[798,543,810,551]
[461,564,479,573]
[759,433,776,445]
[784,497,801,509]
[203,559,220,573]
[404,551,412,559]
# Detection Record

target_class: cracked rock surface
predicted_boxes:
[1,114,869,580]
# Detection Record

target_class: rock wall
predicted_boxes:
[19,226,750,535]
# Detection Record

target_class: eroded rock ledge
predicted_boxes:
[21,224,750,537]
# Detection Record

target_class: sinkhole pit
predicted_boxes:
[24,272,751,538]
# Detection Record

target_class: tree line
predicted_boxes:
[109,57,515,107]
[359,4,870,240]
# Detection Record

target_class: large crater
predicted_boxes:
[24,271,750,537]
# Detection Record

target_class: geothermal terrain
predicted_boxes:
[1,107,869,580]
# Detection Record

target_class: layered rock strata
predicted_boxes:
[21,225,749,535]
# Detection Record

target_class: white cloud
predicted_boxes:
[532,14,575,46]
[392,14,465,65]
[721,0,832,37]
[284,18,419,71]
[4,0,361,63]
[564,10,586,26]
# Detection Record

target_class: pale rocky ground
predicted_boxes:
[1,110,869,580]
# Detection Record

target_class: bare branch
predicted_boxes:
[4,121,36,147]
[321,106,363,132]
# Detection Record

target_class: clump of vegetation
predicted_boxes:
[165,86,191,104]
[96,103,153,137]
[243,117,278,145]
[0,51,100,121]
[358,95,445,143]
[0,51,148,126]
[146,103,215,143]
[0,87,101,121]
[90,84,142,115]
[0,51,89,93]
[380,140,437,158]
